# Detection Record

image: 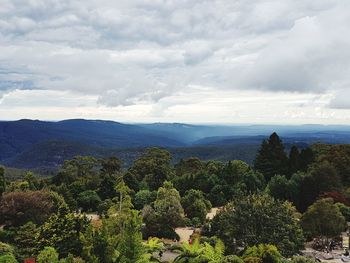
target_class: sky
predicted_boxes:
[1,0,350,124]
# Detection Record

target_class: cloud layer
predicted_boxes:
[1,0,350,122]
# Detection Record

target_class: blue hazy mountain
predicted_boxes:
[1,119,350,171]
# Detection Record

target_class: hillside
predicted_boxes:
[1,119,350,172]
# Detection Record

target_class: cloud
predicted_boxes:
[329,89,350,109]
[1,0,350,120]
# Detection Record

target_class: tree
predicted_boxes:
[267,175,297,202]
[175,157,204,177]
[298,148,314,172]
[100,156,122,176]
[117,210,145,263]
[289,146,300,176]
[37,247,59,263]
[153,181,184,228]
[181,189,212,223]
[243,244,282,263]
[315,144,350,185]
[254,133,288,181]
[301,198,346,242]
[0,242,15,255]
[37,205,90,257]
[336,202,350,221]
[14,222,39,261]
[24,171,40,190]
[143,182,184,239]
[297,161,341,211]
[134,190,157,210]
[128,148,173,191]
[0,254,18,263]
[77,190,101,212]
[98,157,123,200]
[0,166,5,196]
[211,194,304,256]
[0,190,57,226]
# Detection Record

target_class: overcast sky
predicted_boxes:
[1,0,350,124]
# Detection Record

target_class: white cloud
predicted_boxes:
[1,0,350,122]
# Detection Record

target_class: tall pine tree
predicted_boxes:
[288,145,300,177]
[254,132,288,181]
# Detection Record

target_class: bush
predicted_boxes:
[0,254,18,263]
[77,190,101,212]
[291,256,316,263]
[225,255,244,263]
[244,257,263,263]
[37,247,59,263]
[0,242,14,255]
[243,244,282,263]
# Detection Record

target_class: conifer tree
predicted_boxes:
[254,132,288,181]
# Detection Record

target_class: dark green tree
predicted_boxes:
[289,146,300,176]
[37,205,90,257]
[128,148,173,191]
[211,194,304,256]
[254,133,288,181]
[14,222,39,261]
[134,190,157,210]
[0,167,5,196]
[301,198,346,242]
[298,161,341,211]
[77,190,101,212]
[181,189,212,223]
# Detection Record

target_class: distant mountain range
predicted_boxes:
[1,119,350,172]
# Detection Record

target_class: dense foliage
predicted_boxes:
[0,132,349,262]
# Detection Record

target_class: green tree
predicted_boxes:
[77,190,101,212]
[298,148,314,172]
[24,171,40,190]
[243,244,282,263]
[289,146,300,176]
[254,133,288,181]
[128,148,173,191]
[14,222,39,260]
[37,247,59,263]
[37,205,90,257]
[153,181,184,228]
[0,167,5,196]
[336,202,350,221]
[117,210,144,263]
[0,254,18,263]
[143,182,184,239]
[301,198,346,242]
[100,156,123,176]
[181,189,211,224]
[315,144,350,185]
[98,156,123,200]
[298,161,341,211]
[0,242,15,255]
[134,190,157,210]
[81,180,150,263]
[211,194,304,256]
[267,175,297,202]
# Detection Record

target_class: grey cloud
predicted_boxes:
[329,89,350,109]
[1,0,350,107]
